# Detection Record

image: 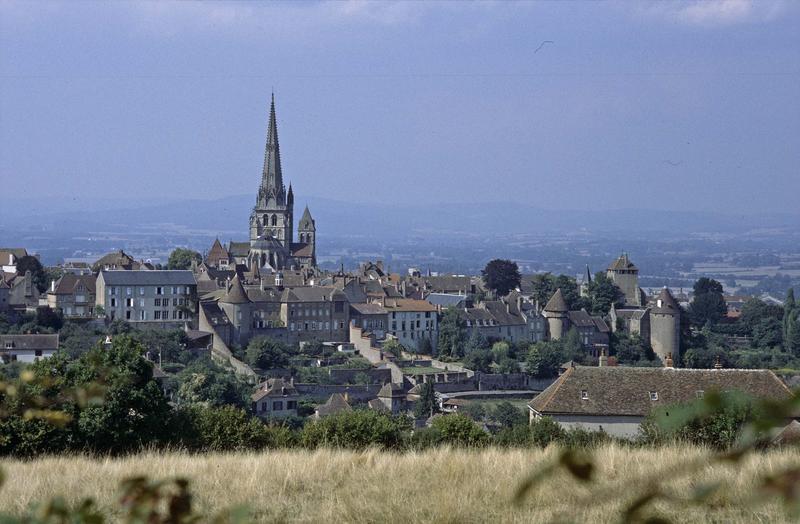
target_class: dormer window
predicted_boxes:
[580,390,588,400]
[649,392,658,401]
[5,342,13,349]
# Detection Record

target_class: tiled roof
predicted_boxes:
[381,298,437,312]
[544,289,568,313]
[99,270,196,286]
[290,243,313,258]
[220,274,251,304]
[350,303,388,315]
[315,393,352,417]
[49,274,96,295]
[529,366,792,417]
[0,334,59,351]
[608,254,638,271]
[652,287,680,316]
[251,378,299,402]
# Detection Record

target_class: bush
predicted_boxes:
[300,409,411,450]
[427,414,489,447]
[182,405,294,451]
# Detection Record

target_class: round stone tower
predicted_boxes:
[543,288,570,341]
[650,287,681,365]
[219,273,252,343]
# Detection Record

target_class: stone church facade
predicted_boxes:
[209,95,316,272]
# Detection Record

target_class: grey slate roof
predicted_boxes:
[608,254,638,271]
[544,288,568,313]
[0,334,59,350]
[228,242,251,257]
[220,274,251,304]
[49,274,96,295]
[315,393,352,417]
[282,286,346,303]
[529,366,792,417]
[652,287,680,316]
[350,302,388,315]
[298,206,315,231]
[252,378,298,402]
[99,270,196,286]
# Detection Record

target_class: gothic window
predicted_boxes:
[271,214,277,226]
[262,214,268,226]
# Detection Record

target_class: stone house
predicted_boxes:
[377,382,407,414]
[251,378,299,418]
[96,270,197,325]
[381,298,438,353]
[528,366,793,438]
[349,302,388,339]
[47,274,97,319]
[0,334,59,363]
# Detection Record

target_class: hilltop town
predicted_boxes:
[2,97,799,443]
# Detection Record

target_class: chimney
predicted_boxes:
[51,279,56,292]
[344,391,349,403]
[598,348,607,367]
[664,352,674,368]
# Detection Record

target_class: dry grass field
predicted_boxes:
[2,444,799,523]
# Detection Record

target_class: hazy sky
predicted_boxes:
[1,0,798,213]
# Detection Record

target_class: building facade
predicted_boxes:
[96,270,197,325]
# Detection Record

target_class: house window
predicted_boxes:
[155,298,161,307]
[140,311,146,320]
[287,400,297,410]
[185,286,191,294]
[126,298,133,307]
[649,392,658,401]
[139,287,145,295]
[126,287,132,296]
[172,286,178,294]
[154,311,161,320]
[109,287,116,296]
[110,298,117,307]
[126,311,132,320]
[139,299,145,307]
[580,390,589,400]
[156,287,164,295]
[273,401,283,411]
[35,350,42,357]
[4,342,12,349]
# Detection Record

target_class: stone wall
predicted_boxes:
[294,383,382,402]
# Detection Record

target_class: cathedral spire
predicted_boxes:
[259,93,284,202]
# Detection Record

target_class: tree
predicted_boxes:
[437,308,466,359]
[465,329,488,354]
[428,414,488,447]
[300,410,411,450]
[175,358,250,408]
[245,337,291,370]
[35,306,63,331]
[382,339,405,358]
[463,347,493,373]
[413,381,438,419]
[587,273,624,316]
[525,341,564,378]
[166,248,202,270]
[752,317,783,349]
[15,255,48,292]
[554,274,588,310]
[181,405,287,451]
[527,273,557,306]
[481,259,521,297]
[562,328,584,362]
[417,337,433,356]
[688,278,726,327]
[491,401,526,428]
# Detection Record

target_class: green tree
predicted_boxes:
[413,381,438,419]
[688,277,727,327]
[465,328,488,354]
[752,317,783,349]
[437,308,466,359]
[481,259,521,297]
[15,255,48,292]
[587,273,625,316]
[525,341,564,378]
[174,358,250,408]
[417,337,433,356]
[562,328,584,362]
[181,404,290,451]
[527,273,557,306]
[166,248,202,270]
[245,337,292,370]
[463,347,493,373]
[300,409,411,449]
[382,339,405,358]
[783,288,796,341]
[428,414,488,447]
[491,401,526,428]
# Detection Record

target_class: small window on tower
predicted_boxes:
[580,390,589,400]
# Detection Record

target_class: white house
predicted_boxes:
[0,334,59,363]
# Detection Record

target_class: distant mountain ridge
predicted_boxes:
[3,194,799,239]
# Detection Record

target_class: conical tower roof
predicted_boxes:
[652,287,679,315]
[299,205,315,231]
[220,274,251,304]
[257,93,285,206]
[544,288,568,313]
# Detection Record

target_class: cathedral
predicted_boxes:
[207,95,317,272]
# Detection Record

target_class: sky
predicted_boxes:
[1,0,799,213]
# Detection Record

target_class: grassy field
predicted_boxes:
[2,445,799,522]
